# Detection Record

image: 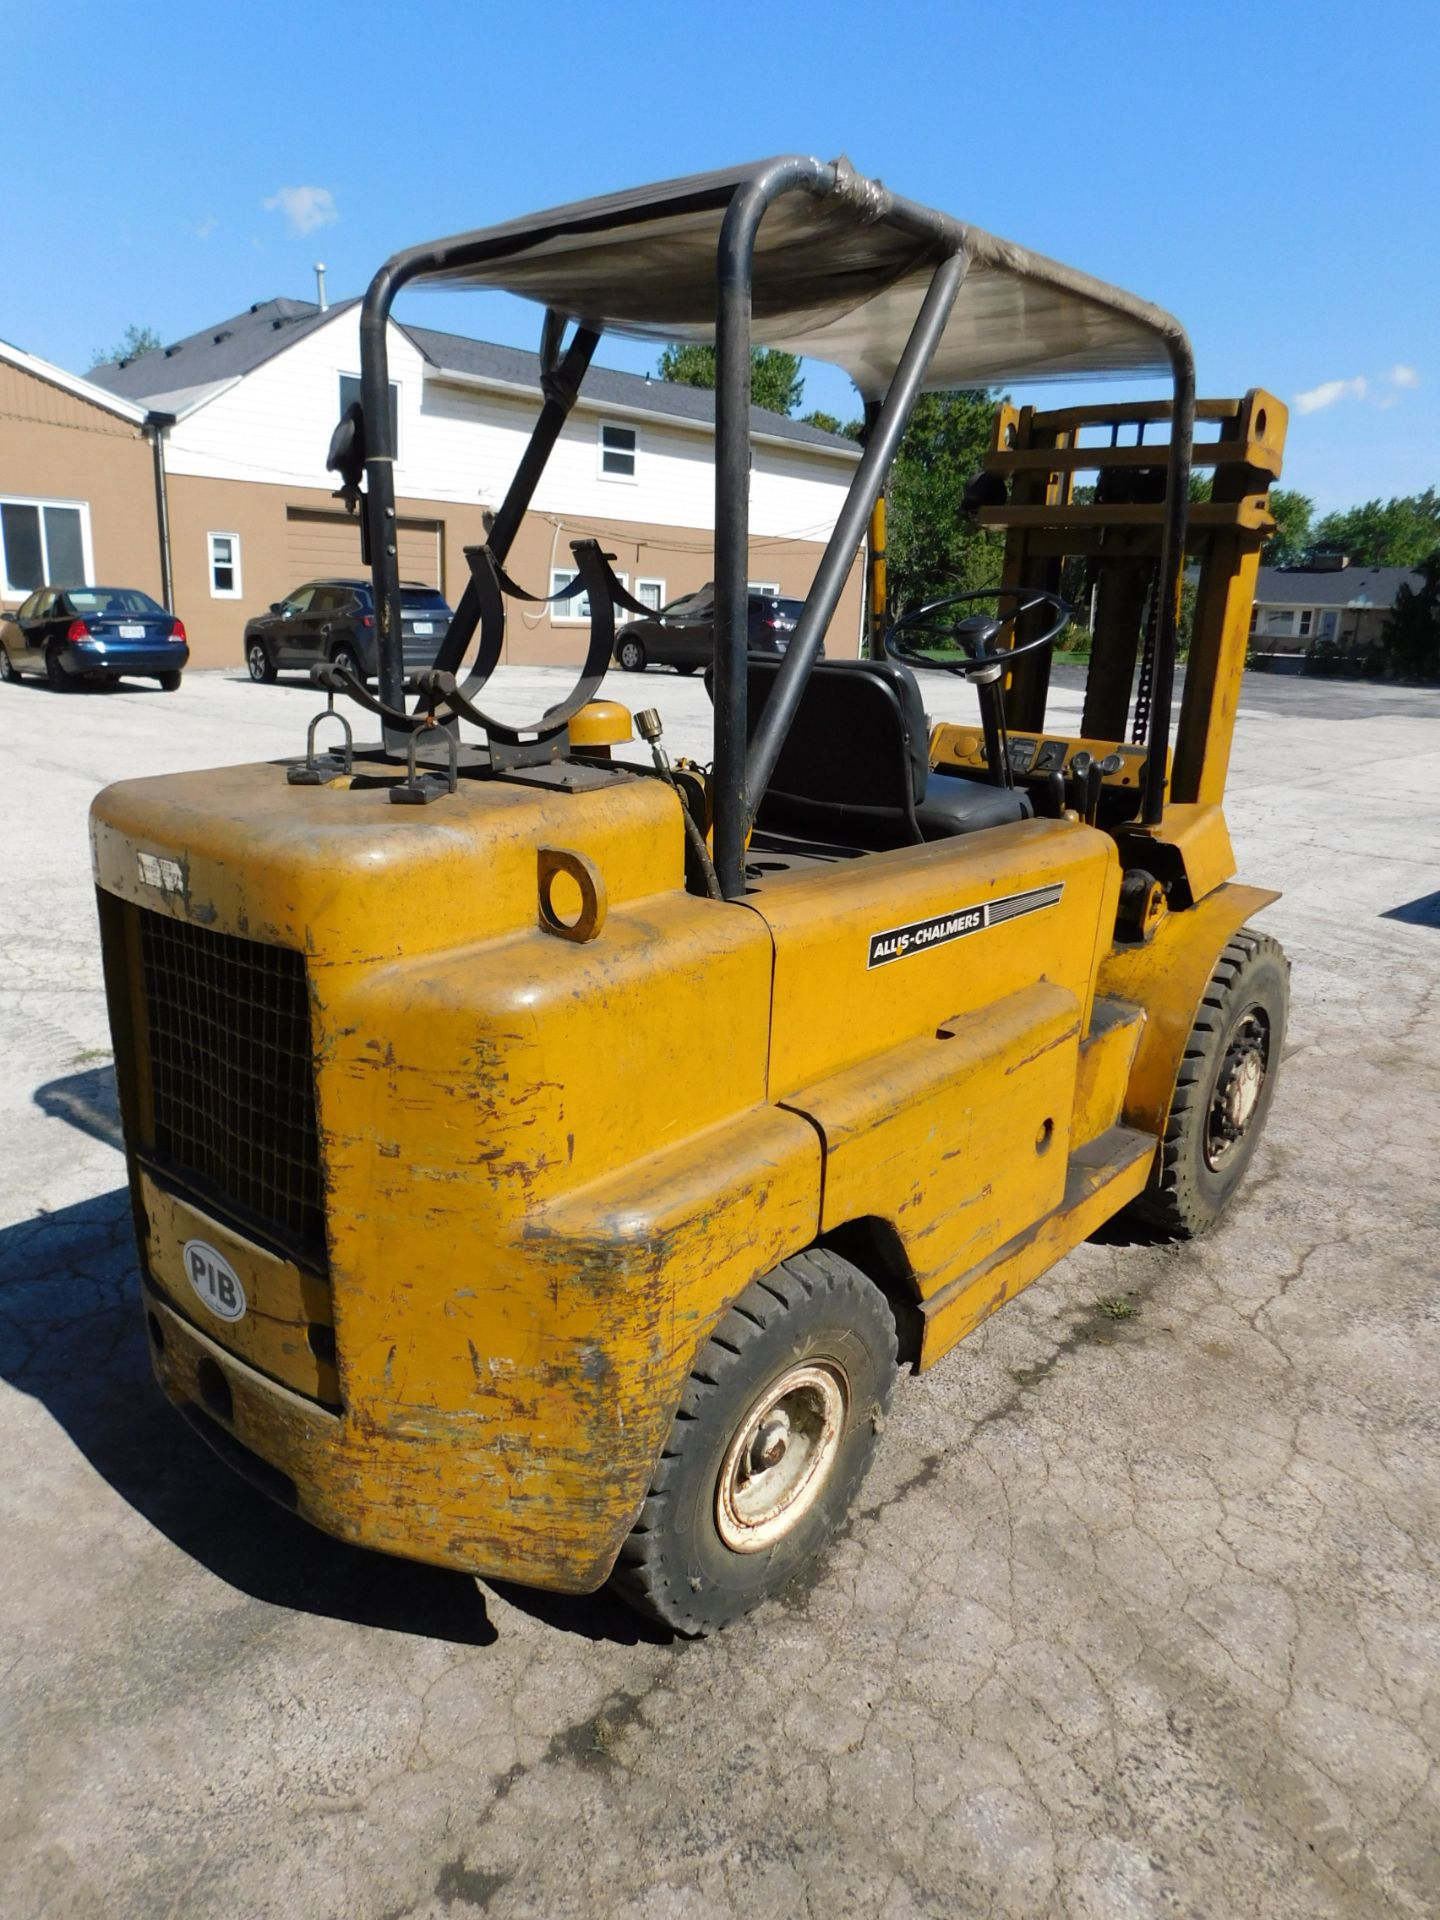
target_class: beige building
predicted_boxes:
[0,341,165,607]
[9,296,861,671]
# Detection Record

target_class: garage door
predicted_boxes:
[284,509,442,588]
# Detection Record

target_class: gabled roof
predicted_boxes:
[1254,564,1422,608]
[86,296,358,399]
[81,294,858,454]
[403,324,859,452]
[0,335,149,424]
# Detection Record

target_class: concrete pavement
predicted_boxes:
[2,661,1437,1919]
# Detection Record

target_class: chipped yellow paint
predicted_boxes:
[93,725,1276,1593]
[783,982,1080,1295]
[140,1175,337,1404]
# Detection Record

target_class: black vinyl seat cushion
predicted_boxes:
[734,656,1031,851]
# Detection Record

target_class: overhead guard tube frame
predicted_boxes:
[357,265,602,738]
[711,158,835,898]
[1143,339,1195,826]
[739,249,969,866]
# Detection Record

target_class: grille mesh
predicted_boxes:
[138,911,325,1259]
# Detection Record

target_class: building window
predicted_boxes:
[1298,609,1313,638]
[635,578,666,611]
[0,497,90,597]
[338,374,400,456]
[1261,608,1297,637]
[748,580,781,595]
[598,422,637,480]
[550,566,628,622]
[208,532,242,599]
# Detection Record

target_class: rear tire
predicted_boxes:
[1125,926,1289,1238]
[0,645,19,684]
[246,639,276,684]
[45,647,72,691]
[330,642,365,684]
[609,1249,897,1636]
[617,636,647,672]
[158,670,182,692]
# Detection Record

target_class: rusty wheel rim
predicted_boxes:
[1205,1007,1270,1170]
[715,1360,849,1554]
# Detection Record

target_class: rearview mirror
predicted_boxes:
[270,602,285,615]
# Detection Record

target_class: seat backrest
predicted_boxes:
[727,656,931,845]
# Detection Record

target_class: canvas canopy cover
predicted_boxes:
[380,156,1187,399]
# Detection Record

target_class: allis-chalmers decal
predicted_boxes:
[866,882,1065,968]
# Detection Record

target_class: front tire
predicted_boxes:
[617,635,647,672]
[246,638,277,683]
[609,1249,897,1636]
[330,642,366,684]
[0,645,20,684]
[1126,927,1289,1238]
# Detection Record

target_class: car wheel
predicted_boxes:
[0,645,20,684]
[330,643,367,684]
[674,663,699,675]
[158,670,183,692]
[608,1249,898,1636]
[617,636,647,672]
[45,647,73,691]
[247,639,277,684]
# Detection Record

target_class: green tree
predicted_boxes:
[799,409,844,435]
[1381,550,1440,680]
[91,324,161,368]
[884,390,1004,615]
[656,342,804,417]
[1312,490,1440,568]
[1261,488,1314,566]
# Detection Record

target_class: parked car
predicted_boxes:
[613,586,811,673]
[244,578,453,685]
[0,586,188,691]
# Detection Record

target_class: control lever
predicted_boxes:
[1065,749,1093,817]
[1083,761,1104,825]
[1042,770,1066,819]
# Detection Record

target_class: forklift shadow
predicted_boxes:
[0,1185,499,1647]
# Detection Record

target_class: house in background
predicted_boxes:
[1248,556,1420,666]
[68,297,862,669]
[0,339,165,607]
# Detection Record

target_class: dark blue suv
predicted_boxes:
[244,578,453,685]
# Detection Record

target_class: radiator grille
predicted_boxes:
[138,911,325,1259]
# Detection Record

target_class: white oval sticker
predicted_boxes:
[183,1239,247,1322]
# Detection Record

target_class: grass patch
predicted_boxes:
[68,1047,113,1067]
[1094,1293,1140,1321]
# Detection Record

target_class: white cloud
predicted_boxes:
[194,213,218,241]
[263,185,338,236]
[1294,375,1367,415]
[1387,363,1419,389]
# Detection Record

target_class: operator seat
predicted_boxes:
[722,656,1032,852]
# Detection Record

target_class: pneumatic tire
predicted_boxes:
[158,670,182,692]
[1124,926,1289,1239]
[609,1249,898,1637]
[617,635,646,672]
[45,647,73,691]
[0,645,20,684]
[247,639,277,683]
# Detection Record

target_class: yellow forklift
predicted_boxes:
[92,158,1288,1634]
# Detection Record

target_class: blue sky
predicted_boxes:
[9,0,1436,514]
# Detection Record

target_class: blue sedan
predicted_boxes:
[0,586,190,691]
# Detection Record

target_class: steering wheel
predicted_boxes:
[887,586,1069,683]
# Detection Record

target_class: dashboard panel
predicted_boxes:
[929,724,1152,791]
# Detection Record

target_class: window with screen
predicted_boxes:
[598,422,637,479]
[208,532,242,598]
[1,499,88,596]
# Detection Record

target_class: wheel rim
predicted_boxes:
[715,1359,849,1553]
[1205,1006,1270,1170]
[621,641,641,669]
[248,644,267,679]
